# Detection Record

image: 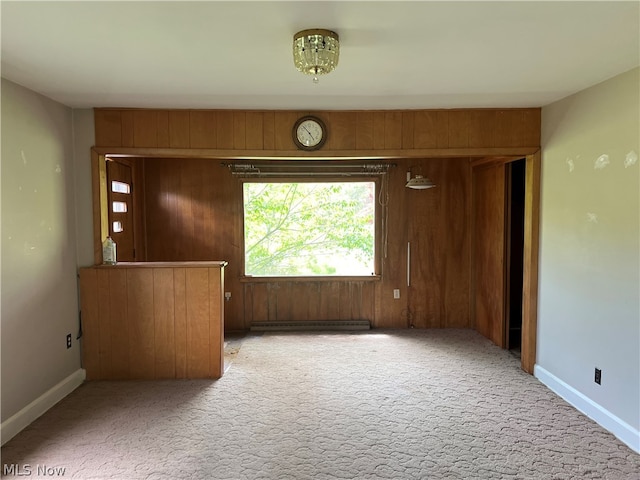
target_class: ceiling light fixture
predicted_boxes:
[293,29,340,83]
[406,173,436,190]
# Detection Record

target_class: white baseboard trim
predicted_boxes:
[1,369,86,446]
[535,364,639,454]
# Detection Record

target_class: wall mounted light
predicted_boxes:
[406,171,435,190]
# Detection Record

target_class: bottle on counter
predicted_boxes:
[102,236,117,265]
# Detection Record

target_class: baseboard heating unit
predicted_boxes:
[250,320,371,332]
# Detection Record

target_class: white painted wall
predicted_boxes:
[72,109,96,267]
[1,79,82,422]
[538,68,639,450]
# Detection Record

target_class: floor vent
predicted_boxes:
[250,320,371,332]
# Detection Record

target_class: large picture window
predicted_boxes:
[243,181,376,276]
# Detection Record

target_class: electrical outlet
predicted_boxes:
[224,292,232,301]
[66,334,72,349]
[393,289,400,299]
[594,367,601,385]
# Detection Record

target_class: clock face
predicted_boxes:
[293,116,326,150]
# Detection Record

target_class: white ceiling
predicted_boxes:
[1,1,639,110]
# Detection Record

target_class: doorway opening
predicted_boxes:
[506,158,526,352]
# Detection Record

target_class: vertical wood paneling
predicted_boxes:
[97,269,113,378]
[233,111,246,149]
[154,268,175,378]
[436,111,449,148]
[79,265,225,380]
[79,269,100,380]
[384,112,403,149]
[121,110,134,147]
[95,107,541,152]
[473,163,506,347]
[94,110,122,147]
[448,110,469,147]
[246,112,264,149]
[326,112,356,150]
[186,268,210,377]
[169,111,190,148]
[495,110,523,147]
[157,110,170,148]
[355,112,374,149]
[402,112,415,149]
[127,269,155,378]
[217,111,234,149]
[373,112,386,150]
[262,111,275,150]
[209,268,224,377]
[521,152,541,373]
[133,110,159,147]
[174,267,187,378]
[274,111,297,150]
[522,109,541,147]
[109,269,130,378]
[468,111,496,148]
[414,111,438,148]
[189,111,216,148]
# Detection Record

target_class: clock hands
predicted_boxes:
[302,125,315,141]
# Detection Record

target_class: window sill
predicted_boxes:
[240,275,381,283]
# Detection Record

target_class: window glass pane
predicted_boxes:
[112,201,127,213]
[112,221,123,233]
[111,181,130,194]
[243,182,375,276]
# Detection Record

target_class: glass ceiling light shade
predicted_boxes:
[406,175,436,190]
[293,29,340,83]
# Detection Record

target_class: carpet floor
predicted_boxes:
[1,329,638,479]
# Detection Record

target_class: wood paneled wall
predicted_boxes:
[79,264,224,380]
[94,108,540,153]
[137,156,471,331]
[244,281,375,324]
[472,164,506,347]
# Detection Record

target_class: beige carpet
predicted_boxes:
[2,329,638,479]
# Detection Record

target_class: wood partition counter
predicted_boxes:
[79,261,227,380]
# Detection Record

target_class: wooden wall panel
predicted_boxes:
[174,267,187,378]
[80,265,225,380]
[133,111,159,147]
[246,112,264,149]
[217,111,234,149]
[472,164,506,347]
[325,112,357,150]
[448,111,469,148]
[154,268,175,378]
[262,111,275,150]
[127,269,155,379]
[170,111,190,148]
[95,107,541,152]
[190,111,216,148]
[414,111,437,149]
[97,269,113,378]
[121,110,134,147]
[186,268,211,378]
[406,158,471,329]
[94,110,122,147]
[109,269,130,378]
[356,112,374,149]
[209,268,224,378]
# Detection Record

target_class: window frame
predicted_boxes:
[240,175,384,280]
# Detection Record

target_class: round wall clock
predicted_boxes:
[293,116,327,151]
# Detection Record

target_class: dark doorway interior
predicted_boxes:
[508,159,526,351]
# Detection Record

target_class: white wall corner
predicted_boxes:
[1,369,86,446]
[535,364,640,454]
